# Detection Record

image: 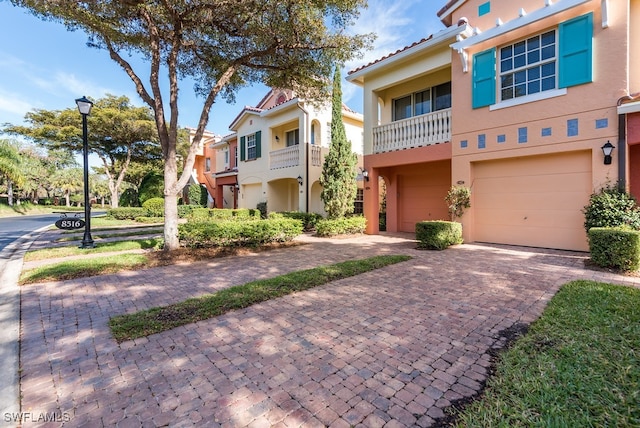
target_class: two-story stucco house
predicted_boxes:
[221,88,364,215]
[348,0,639,252]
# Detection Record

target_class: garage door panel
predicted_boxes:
[473,151,591,251]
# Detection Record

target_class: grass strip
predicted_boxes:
[24,238,163,261]
[451,280,640,427]
[109,254,412,342]
[19,254,149,285]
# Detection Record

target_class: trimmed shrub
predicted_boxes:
[107,207,147,220]
[138,173,164,204]
[315,216,366,237]
[188,183,208,207]
[416,221,463,250]
[583,184,640,232]
[190,208,211,220]
[257,202,267,219]
[178,218,303,248]
[277,211,323,231]
[178,205,195,218]
[588,227,640,271]
[142,197,165,217]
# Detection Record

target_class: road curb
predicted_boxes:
[0,226,47,427]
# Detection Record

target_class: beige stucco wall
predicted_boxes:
[235,97,363,213]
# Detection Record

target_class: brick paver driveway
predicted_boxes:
[18,234,640,427]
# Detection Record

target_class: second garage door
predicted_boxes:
[473,151,592,251]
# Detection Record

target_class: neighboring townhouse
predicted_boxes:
[347,0,638,252]
[189,128,221,207]
[224,88,364,215]
[209,133,240,209]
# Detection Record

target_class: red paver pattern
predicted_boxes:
[19,234,640,427]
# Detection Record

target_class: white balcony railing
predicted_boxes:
[270,145,300,169]
[310,145,322,167]
[373,108,451,154]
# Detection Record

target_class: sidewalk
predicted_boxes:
[13,233,640,427]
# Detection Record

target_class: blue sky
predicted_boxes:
[0,1,445,137]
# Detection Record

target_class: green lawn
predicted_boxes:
[450,280,640,427]
[23,238,163,261]
[19,253,149,285]
[109,254,412,342]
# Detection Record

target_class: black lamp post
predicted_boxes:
[76,96,95,249]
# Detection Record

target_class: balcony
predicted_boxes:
[373,108,451,154]
[270,144,325,170]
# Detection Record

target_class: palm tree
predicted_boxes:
[0,139,25,206]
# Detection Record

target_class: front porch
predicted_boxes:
[269,144,324,170]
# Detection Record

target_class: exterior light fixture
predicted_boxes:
[75,96,95,249]
[361,168,370,181]
[275,135,280,142]
[297,175,303,186]
[601,141,615,165]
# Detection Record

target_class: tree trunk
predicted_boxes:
[110,187,120,208]
[163,192,179,250]
[7,181,13,206]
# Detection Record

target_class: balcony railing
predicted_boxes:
[270,144,325,169]
[270,145,300,169]
[373,108,451,154]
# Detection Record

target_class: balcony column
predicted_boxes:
[363,163,379,235]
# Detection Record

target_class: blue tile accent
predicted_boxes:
[567,119,579,136]
[541,127,552,137]
[518,127,528,144]
[478,1,490,16]
[497,134,506,143]
[478,134,486,149]
[460,140,468,149]
[596,118,608,129]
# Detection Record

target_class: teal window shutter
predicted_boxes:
[255,131,262,158]
[472,48,496,108]
[559,13,593,88]
[240,136,246,161]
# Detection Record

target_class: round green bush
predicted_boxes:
[583,185,640,232]
[142,197,165,217]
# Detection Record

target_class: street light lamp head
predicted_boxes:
[75,96,93,115]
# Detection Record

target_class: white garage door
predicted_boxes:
[473,151,591,251]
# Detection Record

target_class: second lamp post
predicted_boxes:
[75,96,95,249]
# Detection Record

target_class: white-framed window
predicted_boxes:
[234,145,238,167]
[286,129,299,147]
[224,149,229,167]
[500,30,557,101]
[205,157,211,172]
[247,134,257,160]
[392,82,451,121]
[353,189,364,214]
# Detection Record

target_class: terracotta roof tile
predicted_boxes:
[348,35,435,76]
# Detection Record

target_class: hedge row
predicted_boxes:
[416,220,463,250]
[315,216,366,237]
[271,212,323,231]
[178,218,303,248]
[189,208,261,220]
[588,227,640,271]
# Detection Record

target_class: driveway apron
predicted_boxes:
[18,234,640,427]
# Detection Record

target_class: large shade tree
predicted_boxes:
[4,95,161,208]
[9,0,373,250]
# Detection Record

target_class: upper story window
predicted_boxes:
[500,31,556,101]
[472,13,593,109]
[246,134,257,160]
[392,82,452,121]
[286,129,299,147]
[224,149,229,167]
[240,131,261,161]
[205,157,211,172]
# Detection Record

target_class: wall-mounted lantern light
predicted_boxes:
[297,175,303,186]
[361,168,369,181]
[275,135,280,142]
[601,141,615,165]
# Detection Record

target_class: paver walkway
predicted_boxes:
[17,234,640,427]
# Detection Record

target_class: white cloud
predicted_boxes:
[0,88,35,124]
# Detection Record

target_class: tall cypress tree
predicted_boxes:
[320,66,358,219]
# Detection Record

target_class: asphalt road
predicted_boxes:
[0,213,60,252]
